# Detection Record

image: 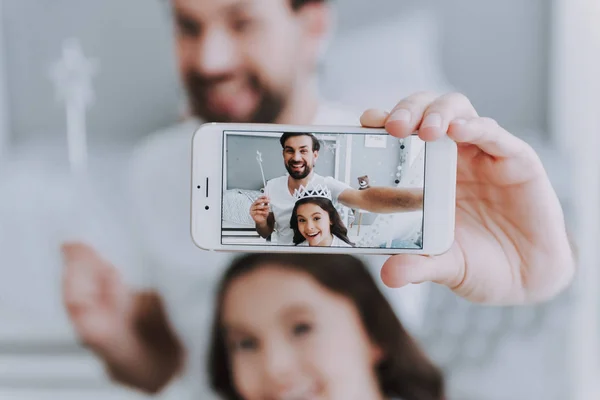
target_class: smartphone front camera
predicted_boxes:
[205,205,210,210]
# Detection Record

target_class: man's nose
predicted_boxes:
[293,152,303,161]
[194,28,240,77]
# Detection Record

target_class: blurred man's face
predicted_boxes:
[173,0,324,123]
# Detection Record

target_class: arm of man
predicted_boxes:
[338,186,424,213]
[62,243,184,394]
[256,212,275,238]
[250,195,275,238]
[102,291,184,393]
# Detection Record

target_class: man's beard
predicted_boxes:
[286,160,313,180]
[184,71,286,123]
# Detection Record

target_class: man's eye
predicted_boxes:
[293,323,312,337]
[232,19,253,33]
[177,19,200,37]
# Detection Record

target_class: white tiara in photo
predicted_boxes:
[292,184,332,202]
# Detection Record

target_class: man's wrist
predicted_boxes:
[255,221,272,238]
[99,291,183,394]
[101,329,182,394]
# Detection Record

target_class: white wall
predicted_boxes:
[321,7,452,113]
[550,1,600,399]
[0,0,9,157]
[1,1,551,145]
[323,0,551,135]
[438,0,551,134]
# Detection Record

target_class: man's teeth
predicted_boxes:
[278,384,317,400]
[279,394,314,400]
[212,80,244,95]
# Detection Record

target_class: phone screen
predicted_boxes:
[221,129,426,249]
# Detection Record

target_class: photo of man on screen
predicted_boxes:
[248,131,424,246]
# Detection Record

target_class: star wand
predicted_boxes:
[256,150,267,190]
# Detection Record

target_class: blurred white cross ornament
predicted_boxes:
[49,38,99,175]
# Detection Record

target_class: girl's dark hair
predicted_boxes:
[208,253,445,400]
[290,197,354,246]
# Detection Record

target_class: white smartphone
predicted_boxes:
[191,123,457,255]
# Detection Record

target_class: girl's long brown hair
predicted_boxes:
[207,253,445,400]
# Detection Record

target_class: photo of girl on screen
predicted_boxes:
[290,185,355,247]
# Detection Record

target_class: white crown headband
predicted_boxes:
[293,184,332,202]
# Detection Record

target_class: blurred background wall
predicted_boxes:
[0,0,551,147]
[0,1,586,400]
[0,0,8,157]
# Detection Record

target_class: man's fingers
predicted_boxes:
[73,312,111,349]
[251,209,269,220]
[360,109,389,128]
[448,117,535,159]
[252,205,269,213]
[384,91,440,138]
[417,92,479,142]
[360,92,439,132]
[380,247,464,289]
[61,242,113,309]
[253,199,270,209]
[103,266,130,313]
[362,92,482,142]
[62,243,97,302]
[61,242,98,264]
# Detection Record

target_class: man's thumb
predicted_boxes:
[380,249,462,288]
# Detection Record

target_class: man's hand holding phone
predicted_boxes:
[361,91,576,305]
